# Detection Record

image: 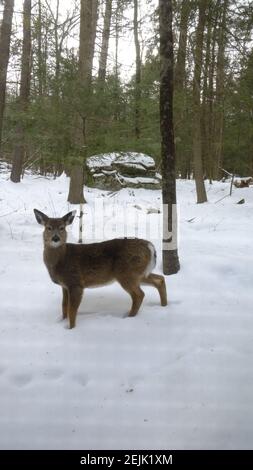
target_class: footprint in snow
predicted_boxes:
[72,374,89,387]
[9,373,33,387]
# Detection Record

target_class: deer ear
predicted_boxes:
[34,209,49,226]
[62,210,76,226]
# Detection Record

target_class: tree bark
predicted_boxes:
[0,0,14,155]
[174,0,193,180]
[213,0,228,180]
[201,2,212,181]
[68,0,98,204]
[11,0,32,183]
[91,0,99,68]
[134,0,141,140]
[98,0,112,83]
[37,0,43,96]
[192,0,208,203]
[159,0,180,275]
[175,0,192,90]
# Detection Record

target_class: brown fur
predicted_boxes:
[34,209,167,328]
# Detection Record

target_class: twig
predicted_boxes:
[214,194,230,204]
[0,208,20,218]
[219,167,233,177]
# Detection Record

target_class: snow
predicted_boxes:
[116,152,155,169]
[118,175,160,185]
[87,152,156,171]
[87,153,116,170]
[0,170,253,450]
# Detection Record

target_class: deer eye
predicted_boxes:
[59,226,65,232]
[47,226,52,231]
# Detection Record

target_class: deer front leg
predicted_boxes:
[68,286,83,329]
[62,288,69,319]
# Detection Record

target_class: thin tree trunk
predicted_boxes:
[192,0,208,203]
[134,0,141,140]
[37,0,43,96]
[205,1,219,181]
[11,0,32,183]
[54,0,60,97]
[98,0,112,83]
[113,0,121,121]
[175,0,192,90]
[91,0,99,68]
[174,0,193,180]
[201,2,212,181]
[213,0,228,180]
[68,0,98,204]
[159,0,180,275]
[0,0,14,155]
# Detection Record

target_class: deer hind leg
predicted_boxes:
[62,288,69,319]
[142,273,167,306]
[67,286,83,329]
[119,279,145,317]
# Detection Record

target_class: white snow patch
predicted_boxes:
[0,171,253,449]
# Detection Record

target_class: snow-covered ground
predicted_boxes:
[0,170,253,450]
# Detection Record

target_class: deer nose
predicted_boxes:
[52,235,60,243]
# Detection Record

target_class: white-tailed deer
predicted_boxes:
[34,209,167,329]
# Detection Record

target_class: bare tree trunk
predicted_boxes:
[134,0,141,140]
[205,1,220,181]
[91,0,99,67]
[0,0,14,155]
[113,0,122,122]
[175,0,192,90]
[201,2,212,181]
[54,0,60,97]
[98,0,112,83]
[159,0,180,275]
[11,0,32,183]
[37,0,43,96]
[79,0,95,84]
[192,0,208,203]
[68,0,98,204]
[213,0,228,180]
[174,0,193,180]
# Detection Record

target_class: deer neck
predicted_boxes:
[43,244,66,268]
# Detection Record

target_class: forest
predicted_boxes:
[1,0,253,200]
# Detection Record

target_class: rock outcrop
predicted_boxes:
[86,152,161,190]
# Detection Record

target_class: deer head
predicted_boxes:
[34,209,76,248]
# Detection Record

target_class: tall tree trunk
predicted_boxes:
[68,0,98,204]
[134,0,141,140]
[54,0,60,97]
[208,1,220,181]
[159,0,180,275]
[79,0,96,84]
[174,0,193,180]
[175,0,192,90]
[201,2,212,181]
[112,0,122,121]
[11,0,32,183]
[98,0,112,83]
[192,0,208,203]
[37,0,43,96]
[0,0,14,155]
[91,0,99,67]
[213,0,228,180]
